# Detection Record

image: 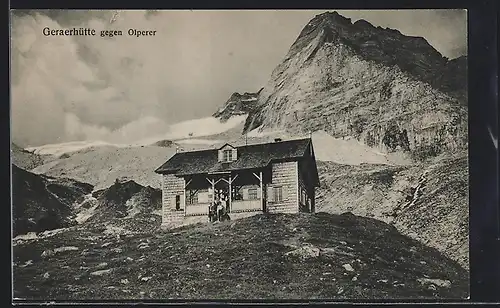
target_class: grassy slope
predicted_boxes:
[316,154,469,269]
[13,213,468,300]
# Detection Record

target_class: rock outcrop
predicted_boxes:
[242,11,467,161]
[12,165,94,236]
[213,89,262,122]
[89,179,162,223]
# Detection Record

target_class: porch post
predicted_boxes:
[260,171,264,212]
[183,178,186,216]
[206,177,215,204]
[212,180,215,204]
[229,174,232,213]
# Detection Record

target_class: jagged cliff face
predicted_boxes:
[243,11,467,160]
[213,89,262,122]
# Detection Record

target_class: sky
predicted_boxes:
[10,9,467,147]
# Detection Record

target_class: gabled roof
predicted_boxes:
[218,143,236,150]
[155,138,316,179]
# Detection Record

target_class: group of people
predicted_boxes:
[208,194,230,223]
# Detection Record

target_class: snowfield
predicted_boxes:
[162,115,247,140]
[25,141,132,157]
[246,125,285,138]
[246,128,409,165]
[25,115,247,157]
[175,139,224,145]
[310,131,392,165]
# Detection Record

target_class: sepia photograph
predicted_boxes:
[11,9,469,301]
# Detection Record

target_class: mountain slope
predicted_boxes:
[316,154,468,269]
[243,11,467,161]
[12,162,165,238]
[13,212,468,300]
[11,143,54,171]
[11,165,94,236]
[30,145,178,190]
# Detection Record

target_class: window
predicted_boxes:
[223,149,233,162]
[248,188,258,200]
[175,195,181,211]
[186,191,198,205]
[233,187,243,200]
[300,188,307,205]
[274,186,283,202]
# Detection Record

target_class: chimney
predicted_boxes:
[274,138,282,143]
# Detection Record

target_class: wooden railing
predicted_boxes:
[185,200,262,216]
[231,200,261,213]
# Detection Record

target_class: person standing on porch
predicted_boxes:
[208,203,213,222]
[225,195,230,213]
[217,199,224,221]
[212,199,218,223]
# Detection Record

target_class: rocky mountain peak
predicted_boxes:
[240,11,467,161]
[287,11,463,102]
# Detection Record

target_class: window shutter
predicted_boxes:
[242,188,249,200]
[267,185,274,202]
[218,150,223,162]
[232,148,238,161]
[282,186,288,201]
[171,195,176,210]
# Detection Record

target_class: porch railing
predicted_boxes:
[231,200,261,213]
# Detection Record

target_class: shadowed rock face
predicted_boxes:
[12,165,94,236]
[241,11,467,161]
[12,164,162,236]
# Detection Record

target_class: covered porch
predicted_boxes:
[182,168,270,217]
